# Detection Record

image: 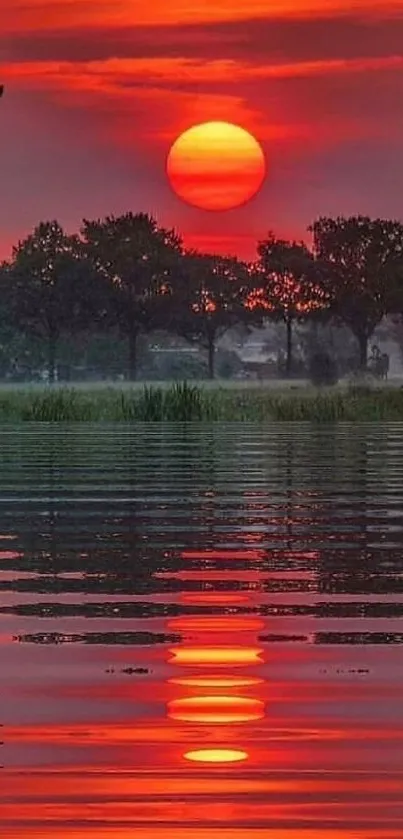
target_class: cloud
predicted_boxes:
[4,0,402,37]
[4,54,403,106]
[3,51,403,152]
[5,11,403,64]
[6,54,403,86]
[4,0,403,34]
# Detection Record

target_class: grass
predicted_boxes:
[0,380,403,421]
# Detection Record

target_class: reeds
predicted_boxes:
[0,382,402,421]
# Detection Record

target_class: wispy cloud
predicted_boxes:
[4,54,403,89]
[4,0,403,33]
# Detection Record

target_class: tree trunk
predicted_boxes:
[357,332,368,370]
[48,334,57,384]
[128,331,138,381]
[208,335,215,379]
[311,319,320,350]
[285,317,293,378]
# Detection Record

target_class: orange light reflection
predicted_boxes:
[184,749,248,763]
[169,646,263,666]
[180,550,265,560]
[169,676,263,688]
[168,617,264,633]
[180,593,249,605]
[168,695,264,723]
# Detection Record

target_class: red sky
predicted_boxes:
[2,0,403,260]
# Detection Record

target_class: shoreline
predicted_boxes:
[0,381,403,421]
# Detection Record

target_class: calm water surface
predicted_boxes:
[1,423,403,838]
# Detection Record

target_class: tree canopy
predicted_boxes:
[82,212,182,379]
[6,221,96,381]
[172,251,251,378]
[250,233,327,375]
[1,211,403,382]
[310,216,403,366]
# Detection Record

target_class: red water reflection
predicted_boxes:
[168,695,265,723]
[184,748,249,762]
[162,551,269,772]
[180,550,266,560]
[3,541,403,838]
[180,593,249,605]
[5,826,401,839]
[169,677,263,687]
[168,616,264,633]
[169,646,263,666]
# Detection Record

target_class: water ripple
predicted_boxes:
[1,423,403,836]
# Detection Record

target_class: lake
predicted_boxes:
[1,423,403,838]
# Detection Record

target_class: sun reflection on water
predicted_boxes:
[168,694,265,723]
[169,646,264,666]
[164,548,267,767]
[184,749,249,763]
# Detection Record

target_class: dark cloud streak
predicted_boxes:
[5,13,403,65]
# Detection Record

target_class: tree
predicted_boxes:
[250,233,327,377]
[309,216,403,369]
[82,213,182,380]
[298,318,359,377]
[7,221,98,382]
[172,252,251,379]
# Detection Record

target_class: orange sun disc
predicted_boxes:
[166,121,266,211]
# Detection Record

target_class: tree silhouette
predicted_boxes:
[82,213,182,380]
[250,233,327,376]
[8,221,97,382]
[172,252,251,379]
[310,216,403,368]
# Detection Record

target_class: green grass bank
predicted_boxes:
[0,381,403,421]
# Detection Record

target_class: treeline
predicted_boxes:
[1,212,403,382]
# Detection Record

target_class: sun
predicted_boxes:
[166,121,266,211]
